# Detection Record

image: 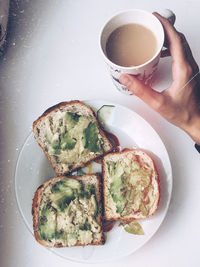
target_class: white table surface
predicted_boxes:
[0,0,200,266]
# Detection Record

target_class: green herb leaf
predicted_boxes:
[123,221,145,235]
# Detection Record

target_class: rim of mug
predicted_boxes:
[99,9,165,70]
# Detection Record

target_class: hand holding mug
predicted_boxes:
[120,13,200,145]
[100,9,167,94]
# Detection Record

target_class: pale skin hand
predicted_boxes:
[120,12,200,145]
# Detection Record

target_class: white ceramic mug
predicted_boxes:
[100,9,175,95]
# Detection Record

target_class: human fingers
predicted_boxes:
[153,12,198,88]
[160,30,199,73]
[153,12,186,67]
[178,32,199,73]
[154,12,198,73]
[119,74,165,111]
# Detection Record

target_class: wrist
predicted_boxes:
[195,143,200,153]
[182,116,200,145]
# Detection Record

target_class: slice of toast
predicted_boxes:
[32,174,104,247]
[102,149,160,221]
[33,100,113,176]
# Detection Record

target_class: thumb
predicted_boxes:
[119,74,165,111]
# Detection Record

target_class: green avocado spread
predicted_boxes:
[44,111,103,168]
[107,155,156,217]
[38,178,101,246]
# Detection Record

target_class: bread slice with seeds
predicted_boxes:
[102,149,160,221]
[32,174,104,247]
[33,100,113,176]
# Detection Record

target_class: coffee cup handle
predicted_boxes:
[156,9,176,25]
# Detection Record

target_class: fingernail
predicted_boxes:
[120,74,132,87]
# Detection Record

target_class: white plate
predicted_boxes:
[15,100,172,263]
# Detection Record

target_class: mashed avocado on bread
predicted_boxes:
[32,101,161,248]
[103,149,160,221]
[45,113,103,159]
[32,175,104,247]
[33,101,113,175]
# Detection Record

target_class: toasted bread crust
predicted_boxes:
[32,174,104,247]
[33,100,113,176]
[33,101,89,130]
[102,149,160,221]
